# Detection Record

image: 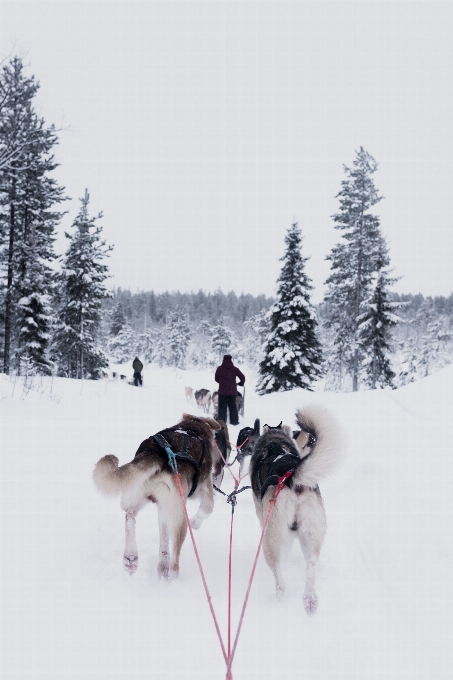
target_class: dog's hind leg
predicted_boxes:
[190,477,215,530]
[123,507,139,574]
[261,503,290,599]
[297,494,326,614]
[157,512,171,580]
[169,514,187,579]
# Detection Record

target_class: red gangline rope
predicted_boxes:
[173,472,228,664]
[225,471,293,679]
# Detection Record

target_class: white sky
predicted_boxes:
[1,0,453,302]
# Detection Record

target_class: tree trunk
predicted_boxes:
[3,194,16,374]
[352,208,365,392]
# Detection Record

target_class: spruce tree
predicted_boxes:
[358,246,402,389]
[108,325,136,363]
[325,148,388,391]
[109,302,126,336]
[256,221,323,394]
[211,320,233,363]
[53,190,112,378]
[167,309,191,368]
[0,56,66,373]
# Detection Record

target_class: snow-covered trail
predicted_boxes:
[1,366,452,679]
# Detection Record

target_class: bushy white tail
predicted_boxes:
[295,404,345,485]
[93,455,157,497]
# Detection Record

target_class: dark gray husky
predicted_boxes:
[249,405,343,613]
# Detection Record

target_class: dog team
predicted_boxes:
[93,392,343,614]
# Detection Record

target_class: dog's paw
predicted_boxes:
[157,561,170,580]
[276,583,285,600]
[123,553,138,575]
[190,515,202,530]
[303,592,318,614]
[169,563,180,580]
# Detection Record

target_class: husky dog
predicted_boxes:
[249,405,343,614]
[195,389,211,413]
[236,419,261,477]
[211,419,231,487]
[211,391,219,418]
[93,414,220,580]
[236,390,244,417]
[185,386,193,403]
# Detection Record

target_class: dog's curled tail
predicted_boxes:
[295,404,345,485]
[93,455,154,497]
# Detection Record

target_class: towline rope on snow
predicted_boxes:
[166,437,291,679]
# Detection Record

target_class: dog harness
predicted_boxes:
[255,428,317,500]
[151,429,206,497]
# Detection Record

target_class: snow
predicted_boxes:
[1,364,452,679]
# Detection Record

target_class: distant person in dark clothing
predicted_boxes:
[214,355,245,426]
[132,356,143,386]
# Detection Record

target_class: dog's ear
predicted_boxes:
[253,418,260,434]
[295,430,310,451]
[263,424,269,433]
[282,424,292,438]
[202,416,221,431]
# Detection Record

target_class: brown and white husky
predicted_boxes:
[249,404,343,614]
[93,414,220,580]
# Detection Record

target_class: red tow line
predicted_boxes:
[175,436,292,680]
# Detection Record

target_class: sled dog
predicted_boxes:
[211,419,231,487]
[195,389,211,413]
[93,414,220,579]
[236,419,261,477]
[249,405,343,614]
[211,391,219,419]
[185,386,193,403]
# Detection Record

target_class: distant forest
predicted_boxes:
[104,288,275,335]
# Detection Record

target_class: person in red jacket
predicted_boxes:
[214,354,245,426]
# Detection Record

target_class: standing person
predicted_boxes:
[132,356,143,386]
[214,354,245,426]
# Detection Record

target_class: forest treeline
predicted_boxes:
[1,56,452,390]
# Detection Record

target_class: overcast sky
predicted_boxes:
[2,1,453,302]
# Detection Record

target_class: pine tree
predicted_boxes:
[167,309,191,368]
[325,148,387,391]
[256,221,323,394]
[137,328,154,364]
[108,324,136,363]
[196,319,212,368]
[397,337,419,386]
[153,328,168,368]
[211,320,233,363]
[0,56,66,374]
[109,302,126,336]
[53,190,112,378]
[358,247,402,389]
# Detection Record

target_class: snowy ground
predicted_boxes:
[1,364,452,679]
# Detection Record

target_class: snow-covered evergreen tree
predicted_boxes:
[397,337,419,386]
[108,324,136,363]
[167,309,191,368]
[137,328,154,364]
[53,190,112,379]
[194,319,212,368]
[243,309,269,366]
[110,302,126,336]
[0,56,66,374]
[324,147,388,391]
[256,221,323,394]
[153,329,168,368]
[358,247,402,389]
[211,320,233,363]
[417,313,452,377]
